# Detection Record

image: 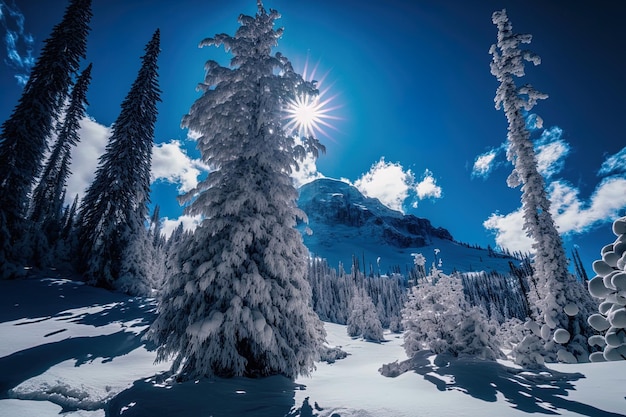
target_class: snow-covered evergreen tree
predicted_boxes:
[76,30,161,295]
[145,205,166,294]
[148,2,325,380]
[402,265,502,360]
[28,64,92,267]
[0,0,91,279]
[347,287,385,342]
[489,9,593,364]
[588,217,626,361]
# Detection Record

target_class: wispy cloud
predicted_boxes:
[599,146,626,177]
[535,126,569,178]
[0,0,34,86]
[484,177,626,253]
[482,118,625,252]
[471,123,569,181]
[472,148,499,178]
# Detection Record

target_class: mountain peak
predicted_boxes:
[298,178,456,272]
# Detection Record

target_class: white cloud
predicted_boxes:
[290,137,325,188]
[551,178,626,234]
[151,140,209,193]
[484,210,533,254]
[354,158,413,212]
[65,118,208,205]
[65,116,111,203]
[484,177,626,253]
[415,169,442,200]
[352,158,442,213]
[599,146,626,176]
[535,126,569,178]
[472,150,497,178]
[161,214,202,238]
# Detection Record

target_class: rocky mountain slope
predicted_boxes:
[298,178,517,275]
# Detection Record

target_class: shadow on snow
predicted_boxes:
[403,351,624,417]
[0,330,146,398]
[105,373,310,417]
[0,277,158,400]
[0,277,155,325]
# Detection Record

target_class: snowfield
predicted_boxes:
[0,277,625,417]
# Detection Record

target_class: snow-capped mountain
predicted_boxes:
[298,178,518,275]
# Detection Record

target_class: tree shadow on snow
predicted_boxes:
[67,296,157,329]
[0,277,152,324]
[0,277,160,399]
[405,351,624,417]
[106,373,306,417]
[0,330,146,398]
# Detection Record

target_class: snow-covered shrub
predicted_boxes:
[347,287,385,342]
[587,216,626,362]
[319,345,348,364]
[497,317,525,350]
[402,267,502,360]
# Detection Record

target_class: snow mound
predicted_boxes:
[10,380,107,411]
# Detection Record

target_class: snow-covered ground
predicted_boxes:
[1,277,625,417]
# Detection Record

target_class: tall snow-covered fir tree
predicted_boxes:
[28,64,93,267]
[0,0,92,279]
[76,30,161,295]
[148,2,326,380]
[489,9,594,364]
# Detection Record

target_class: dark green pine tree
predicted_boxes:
[76,30,161,295]
[0,0,92,279]
[28,64,93,267]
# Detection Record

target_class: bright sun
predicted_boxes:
[283,59,341,139]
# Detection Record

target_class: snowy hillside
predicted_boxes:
[1,276,625,417]
[298,178,519,275]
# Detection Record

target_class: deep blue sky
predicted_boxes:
[1,0,625,272]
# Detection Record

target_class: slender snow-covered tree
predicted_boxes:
[0,0,91,279]
[28,64,92,267]
[76,30,161,295]
[148,2,326,380]
[489,9,593,364]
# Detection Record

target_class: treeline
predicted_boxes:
[305,251,555,333]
